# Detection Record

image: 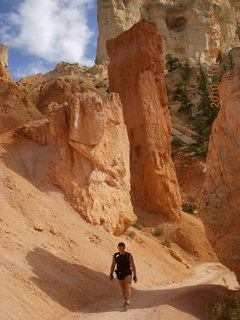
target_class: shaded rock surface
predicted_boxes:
[107,19,182,221]
[200,65,240,283]
[173,150,206,203]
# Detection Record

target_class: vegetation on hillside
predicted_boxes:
[182,202,198,215]
[164,52,236,157]
[209,290,240,320]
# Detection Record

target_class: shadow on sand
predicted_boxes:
[27,248,235,319]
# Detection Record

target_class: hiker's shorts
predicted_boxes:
[115,269,132,280]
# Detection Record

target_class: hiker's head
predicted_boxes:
[118,242,126,252]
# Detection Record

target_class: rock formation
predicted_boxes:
[16,88,136,235]
[0,44,12,81]
[97,0,240,65]
[107,19,182,221]
[200,65,240,283]
[222,47,240,70]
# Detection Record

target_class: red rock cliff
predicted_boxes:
[200,66,240,283]
[107,19,182,221]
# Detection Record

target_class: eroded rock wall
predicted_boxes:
[107,19,182,221]
[97,0,240,65]
[17,88,136,235]
[200,66,240,283]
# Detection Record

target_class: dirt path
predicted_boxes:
[59,262,238,320]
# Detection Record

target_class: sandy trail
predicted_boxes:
[59,262,238,320]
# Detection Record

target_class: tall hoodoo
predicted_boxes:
[0,44,12,81]
[107,19,182,221]
[200,66,240,283]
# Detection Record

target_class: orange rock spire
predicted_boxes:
[107,19,182,221]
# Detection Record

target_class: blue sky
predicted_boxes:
[0,0,98,80]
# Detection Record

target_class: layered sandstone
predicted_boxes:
[200,66,240,283]
[16,88,136,235]
[0,44,12,81]
[97,0,240,65]
[107,19,182,221]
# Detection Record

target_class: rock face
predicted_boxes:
[97,0,240,65]
[107,19,182,221]
[173,152,206,203]
[222,47,240,70]
[0,46,110,133]
[0,78,43,131]
[0,44,12,80]
[200,65,240,283]
[17,88,136,235]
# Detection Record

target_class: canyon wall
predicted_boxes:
[17,88,136,235]
[107,19,182,221]
[200,66,240,283]
[97,0,240,65]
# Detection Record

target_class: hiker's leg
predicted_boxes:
[123,274,132,301]
[118,279,126,300]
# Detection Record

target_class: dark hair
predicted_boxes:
[118,242,125,247]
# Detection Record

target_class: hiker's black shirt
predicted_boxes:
[114,251,131,271]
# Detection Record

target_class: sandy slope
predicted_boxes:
[60,263,238,320]
[0,132,192,320]
[0,132,238,320]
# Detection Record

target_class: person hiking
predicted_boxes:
[109,242,137,309]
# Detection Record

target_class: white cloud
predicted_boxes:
[0,0,95,66]
[10,61,50,79]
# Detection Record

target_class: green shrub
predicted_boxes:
[209,290,240,320]
[182,144,200,154]
[198,142,209,157]
[152,227,164,237]
[162,238,171,248]
[182,202,198,215]
[173,82,193,113]
[181,59,193,84]
[194,118,213,144]
[165,54,182,72]
[197,60,219,122]
[133,219,143,230]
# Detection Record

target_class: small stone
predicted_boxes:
[50,226,58,234]
[34,224,44,231]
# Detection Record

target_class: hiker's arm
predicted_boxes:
[110,255,116,275]
[130,254,136,276]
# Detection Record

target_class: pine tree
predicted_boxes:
[165,54,182,72]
